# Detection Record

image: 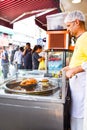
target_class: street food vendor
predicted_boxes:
[63,10,87,130]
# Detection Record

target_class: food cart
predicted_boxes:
[0,68,71,130]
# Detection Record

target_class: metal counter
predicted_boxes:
[0,70,70,130]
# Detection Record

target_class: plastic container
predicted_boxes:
[46,12,67,30]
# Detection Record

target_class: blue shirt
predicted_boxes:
[32,52,41,69]
[24,49,32,69]
[1,50,9,65]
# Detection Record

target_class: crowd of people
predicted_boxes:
[0,43,45,79]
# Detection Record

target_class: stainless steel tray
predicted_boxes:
[4,78,60,96]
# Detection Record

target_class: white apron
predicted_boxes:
[69,72,86,118]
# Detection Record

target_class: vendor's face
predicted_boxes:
[66,21,78,37]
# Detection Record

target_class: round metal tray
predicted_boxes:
[4,78,59,96]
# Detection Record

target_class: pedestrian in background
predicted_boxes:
[1,46,9,79]
[13,47,24,69]
[32,45,45,70]
[23,42,32,70]
[9,44,19,65]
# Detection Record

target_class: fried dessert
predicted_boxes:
[20,78,37,87]
[41,79,49,82]
[40,79,49,89]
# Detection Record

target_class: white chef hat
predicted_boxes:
[64,10,85,23]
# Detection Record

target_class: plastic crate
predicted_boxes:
[46,12,67,30]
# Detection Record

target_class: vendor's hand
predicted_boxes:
[62,66,70,72]
[66,69,75,78]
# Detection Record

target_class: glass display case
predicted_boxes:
[45,49,73,75]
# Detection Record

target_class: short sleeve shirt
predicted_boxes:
[24,49,32,69]
[69,32,87,68]
[32,52,41,69]
[1,50,9,64]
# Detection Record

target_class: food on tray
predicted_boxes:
[20,78,37,87]
[40,79,49,89]
[42,83,49,89]
[41,79,49,82]
[5,77,58,95]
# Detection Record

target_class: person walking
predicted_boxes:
[1,46,9,79]
[63,10,87,130]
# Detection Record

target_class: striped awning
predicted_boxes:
[0,0,60,30]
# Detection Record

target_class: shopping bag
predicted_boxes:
[9,64,16,76]
[0,68,2,76]
[38,60,46,70]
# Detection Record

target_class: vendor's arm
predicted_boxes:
[62,66,70,71]
[66,65,84,78]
